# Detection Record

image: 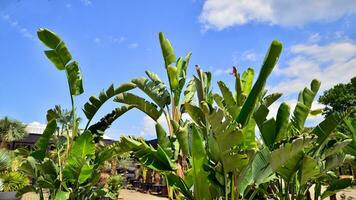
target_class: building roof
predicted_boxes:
[25,122,115,141]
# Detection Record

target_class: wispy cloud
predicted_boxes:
[92,35,127,46]
[213,68,231,76]
[232,50,259,65]
[128,43,139,49]
[1,14,34,40]
[93,37,101,44]
[66,3,72,9]
[81,0,92,6]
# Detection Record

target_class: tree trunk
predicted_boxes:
[111,159,117,175]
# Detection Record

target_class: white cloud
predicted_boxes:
[128,43,139,49]
[200,0,356,30]
[269,39,356,126]
[273,41,356,96]
[140,115,168,138]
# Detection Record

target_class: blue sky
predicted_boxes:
[0,0,355,139]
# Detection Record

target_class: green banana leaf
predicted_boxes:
[37,28,84,96]
[132,75,170,108]
[31,119,57,160]
[202,104,248,172]
[237,147,274,196]
[321,178,352,199]
[191,125,211,199]
[237,40,282,127]
[166,173,193,200]
[63,131,95,184]
[83,83,136,123]
[270,136,313,171]
[291,79,320,133]
[65,61,84,96]
[114,92,162,121]
[159,32,176,67]
[120,137,176,171]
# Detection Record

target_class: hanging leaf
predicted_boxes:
[114,92,162,121]
[83,83,136,122]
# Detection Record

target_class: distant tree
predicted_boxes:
[0,117,27,148]
[318,77,356,134]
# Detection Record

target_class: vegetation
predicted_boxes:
[0,117,27,148]
[16,29,128,200]
[0,149,29,192]
[0,28,353,199]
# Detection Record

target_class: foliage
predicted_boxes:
[17,28,127,200]
[0,171,29,192]
[318,77,355,135]
[0,117,27,147]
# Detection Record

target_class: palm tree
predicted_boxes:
[0,117,27,148]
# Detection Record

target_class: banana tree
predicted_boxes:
[111,32,194,198]
[241,79,355,200]
[117,39,283,199]
[18,28,131,200]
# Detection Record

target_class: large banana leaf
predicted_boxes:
[166,173,193,200]
[132,74,170,108]
[114,92,162,121]
[184,79,196,103]
[298,156,320,185]
[191,125,211,199]
[218,81,239,119]
[88,105,133,141]
[275,103,290,142]
[37,28,70,70]
[237,147,274,196]
[171,120,190,157]
[313,112,343,144]
[65,61,84,96]
[63,131,95,184]
[155,123,171,151]
[38,28,84,96]
[321,178,352,199]
[202,104,248,172]
[270,136,313,171]
[159,32,176,67]
[291,79,320,133]
[31,119,57,161]
[83,83,136,123]
[241,68,254,96]
[236,40,282,127]
[120,137,176,171]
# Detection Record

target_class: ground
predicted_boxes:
[19,188,356,199]
[119,189,167,200]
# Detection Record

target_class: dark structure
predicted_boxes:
[5,122,115,150]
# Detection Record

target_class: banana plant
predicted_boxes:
[179,40,283,199]
[18,28,130,200]
[118,39,283,199]
[112,32,193,198]
[241,79,355,200]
